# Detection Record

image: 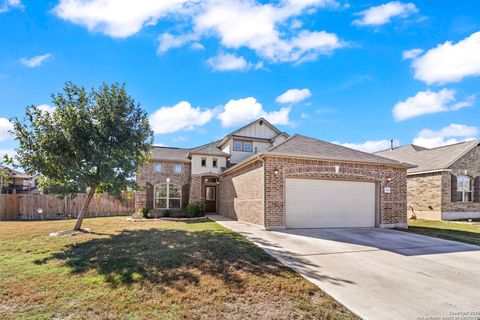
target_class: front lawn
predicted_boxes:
[0,217,357,320]
[406,219,480,246]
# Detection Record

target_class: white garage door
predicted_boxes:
[286,178,376,228]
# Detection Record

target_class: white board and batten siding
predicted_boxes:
[285,178,377,228]
[235,121,278,139]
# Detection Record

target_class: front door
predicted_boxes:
[205,186,216,213]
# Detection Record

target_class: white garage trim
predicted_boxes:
[285,178,378,228]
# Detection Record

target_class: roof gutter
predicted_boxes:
[265,152,416,169]
[407,169,451,176]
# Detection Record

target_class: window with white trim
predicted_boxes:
[212,158,218,168]
[154,184,181,209]
[201,157,207,167]
[457,176,474,202]
[233,139,253,152]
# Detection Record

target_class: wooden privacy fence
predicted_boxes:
[0,193,135,220]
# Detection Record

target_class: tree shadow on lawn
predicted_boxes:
[34,227,331,291]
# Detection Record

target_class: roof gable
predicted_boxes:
[217,118,287,148]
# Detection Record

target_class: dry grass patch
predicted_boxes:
[0,217,358,320]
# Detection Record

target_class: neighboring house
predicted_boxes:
[136,118,411,229]
[376,140,480,220]
[0,166,39,194]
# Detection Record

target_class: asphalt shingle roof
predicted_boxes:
[265,134,410,166]
[188,144,230,157]
[375,140,480,174]
[151,147,191,162]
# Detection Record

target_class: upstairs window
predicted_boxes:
[457,176,473,202]
[233,140,253,152]
[155,163,162,173]
[212,158,218,168]
[233,140,243,151]
[201,157,207,167]
[175,164,182,173]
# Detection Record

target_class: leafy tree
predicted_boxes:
[10,82,153,230]
[0,160,10,193]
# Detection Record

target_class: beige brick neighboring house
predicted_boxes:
[137,118,411,229]
[376,140,480,220]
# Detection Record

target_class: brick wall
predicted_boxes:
[406,173,443,220]
[219,160,264,225]
[441,146,480,219]
[263,156,407,229]
[189,175,202,202]
[135,161,191,212]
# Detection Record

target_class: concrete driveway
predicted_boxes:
[210,215,480,320]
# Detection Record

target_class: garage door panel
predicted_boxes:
[286,179,376,228]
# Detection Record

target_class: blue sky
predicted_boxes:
[1,0,479,157]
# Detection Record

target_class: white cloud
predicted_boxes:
[53,0,190,38]
[402,48,423,60]
[19,54,51,68]
[54,0,344,64]
[0,118,13,142]
[392,89,474,121]
[194,1,344,63]
[0,0,23,13]
[190,42,205,50]
[217,97,290,127]
[158,33,198,54]
[353,1,417,26]
[207,53,250,71]
[37,104,56,113]
[333,139,399,153]
[411,31,480,84]
[276,88,311,104]
[149,101,214,134]
[413,124,478,148]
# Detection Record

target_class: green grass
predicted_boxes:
[406,219,480,246]
[0,217,357,320]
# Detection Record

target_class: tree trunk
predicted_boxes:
[74,187,96,230]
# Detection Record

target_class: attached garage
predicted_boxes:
[285,178,377,228]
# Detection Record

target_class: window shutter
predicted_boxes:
[451,175,457,203]
[474,176,480,203]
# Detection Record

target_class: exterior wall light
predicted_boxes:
[273,168,279,176]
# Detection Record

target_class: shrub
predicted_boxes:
[132,207,149,219]
[185,201,206,218]
[163,210,172,218]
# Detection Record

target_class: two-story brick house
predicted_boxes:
[136,118,411,229]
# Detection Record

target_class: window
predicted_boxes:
[233,140,253,152]
[155,184,181,209]
[205,186,216,201]
[175,164,182,173]
[457,176,474,202]
[233,140,243,151]
[212,158,218,168]
[201,157,207,167]
[155,163,162,172]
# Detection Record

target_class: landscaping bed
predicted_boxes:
[0,217,358,319]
